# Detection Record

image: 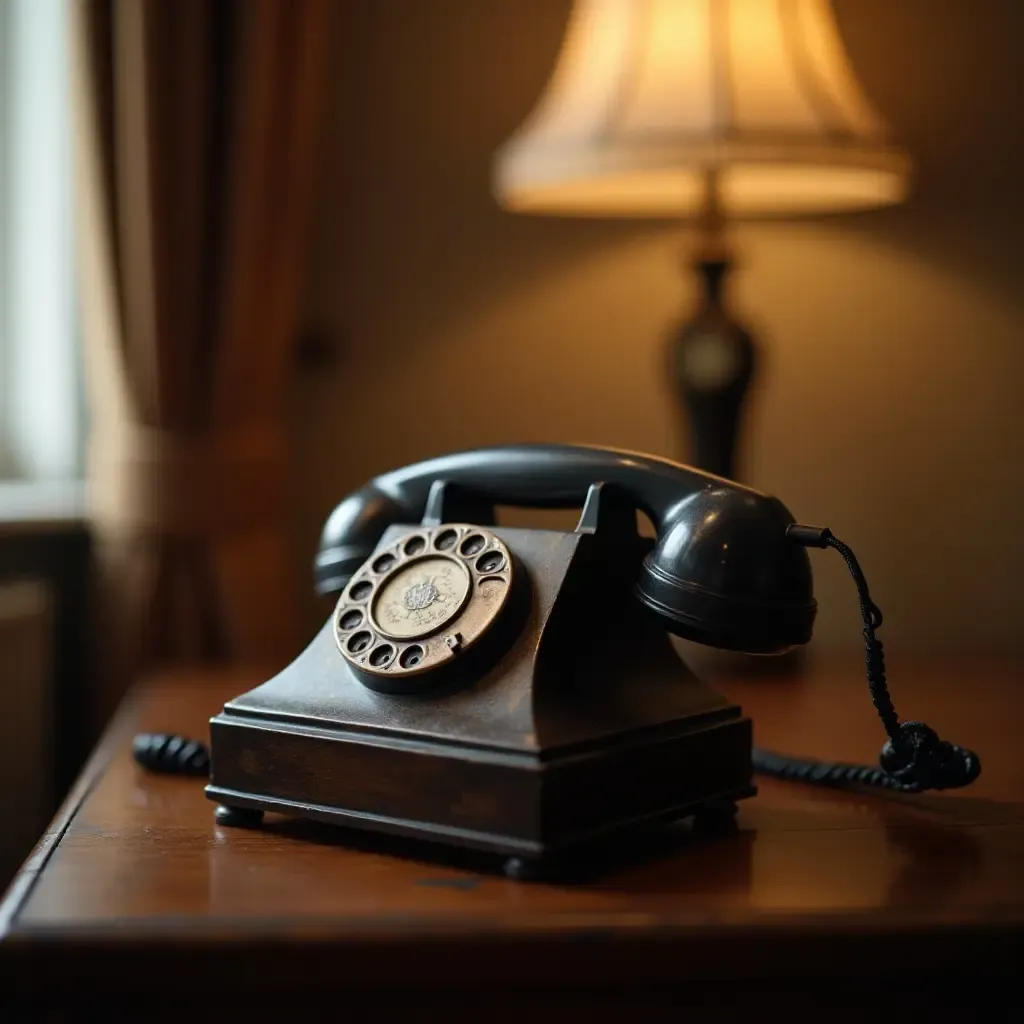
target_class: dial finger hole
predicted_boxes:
[404,535,426,556]
[459,534,486,557]
[368,643,395,668]
[372,553,396,574]
[338,609,363,631]
[399,644,425,669]
[475,551,504,573]
[347,630,373,654]
[434,529,458,551]
[348,580,372,602]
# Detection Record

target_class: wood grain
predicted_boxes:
[1,655,1021,1015]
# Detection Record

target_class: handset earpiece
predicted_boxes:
[636,485,816,654]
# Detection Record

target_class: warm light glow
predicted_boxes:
[495,0,910,217]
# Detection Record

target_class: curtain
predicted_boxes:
[72,0,329,730]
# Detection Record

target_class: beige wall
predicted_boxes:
[292,0,1024,657]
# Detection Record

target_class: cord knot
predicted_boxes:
[879,721,982,792]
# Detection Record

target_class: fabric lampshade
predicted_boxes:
[495,0,910,217]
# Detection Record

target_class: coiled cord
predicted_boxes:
[753,527,982,794]
[132,732,210,777]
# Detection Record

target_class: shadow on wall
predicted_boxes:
[293,0,1024,655]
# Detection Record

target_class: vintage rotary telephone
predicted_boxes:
[147,444,980,878]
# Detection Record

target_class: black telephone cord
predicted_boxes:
[753,527,981,794]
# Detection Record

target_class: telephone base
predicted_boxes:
[207,519,756,873]
[205,705,754,867]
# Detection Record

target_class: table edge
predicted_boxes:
[0,918,1021,993]
[0,686,141,939]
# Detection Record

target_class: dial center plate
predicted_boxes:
[370,555,470,640]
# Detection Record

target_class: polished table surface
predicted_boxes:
[1,654,1021,1015]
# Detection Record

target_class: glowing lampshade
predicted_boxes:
[495,0,910,217]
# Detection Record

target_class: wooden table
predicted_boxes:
[2,656,1021,1019]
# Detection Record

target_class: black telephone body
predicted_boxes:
[205,444,819,876]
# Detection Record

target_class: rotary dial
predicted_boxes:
[333,523,515,692]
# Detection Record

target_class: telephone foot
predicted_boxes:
[692,799,739,833]
[214,805,264,829]
[503,856,546,882]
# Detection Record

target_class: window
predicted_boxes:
[0,0,80,482]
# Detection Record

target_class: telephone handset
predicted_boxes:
[205,444,980,878]
[314,443,815,656]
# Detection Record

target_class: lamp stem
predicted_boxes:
[697,167,727,258]
[668,167,756,481]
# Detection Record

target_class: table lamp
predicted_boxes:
[494,0,910,480]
